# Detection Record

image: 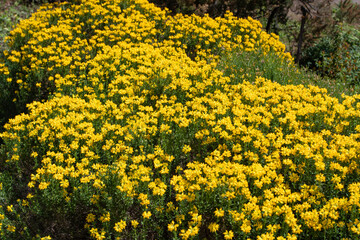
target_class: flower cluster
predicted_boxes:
[0,0,359,239]
[0,0,290,114]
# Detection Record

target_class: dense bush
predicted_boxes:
[0,0,289,131]
[219,47,315,86]
[18,0,80,4]
[149,0,291,19]
[1,0,360,240]
[301,23,360,87]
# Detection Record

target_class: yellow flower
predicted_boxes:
[40,236,52,240]
[182,145,191,154]
[22,200,29,206]
[168,221,179,232]
[208,222,219,233]
[27,193,34,199]
[86,213,96,223]
[224,230,234,240]
[142,211,152,219]
[99,212,110,223]
[131,220,139,228]
[241,219,252,233]
[222,191,236,199]
[7,225,16,232]
[93,179,104,189]
[214,208,225,217]
[7,205,14,212]
[90,195,99,204]
[38,181,50,190]
[315,174,326,182]
[114,220,126,233]
[138,193,150,206]
[60,179,69,188]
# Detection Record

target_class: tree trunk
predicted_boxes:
[295,5,308,63]
[266,6,280,33]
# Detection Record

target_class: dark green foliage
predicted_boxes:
[18,0,78,4]
[217,47,356,99]
[301,24,360,87]
[0,0,39,51]
[333,0,360,25]
[149,0,292,19]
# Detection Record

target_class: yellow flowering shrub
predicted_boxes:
[0,0,290,124]
[0,0,359,239]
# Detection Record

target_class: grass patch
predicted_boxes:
[218,48,360,99]
[0,0,40,51]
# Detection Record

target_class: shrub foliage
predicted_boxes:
[301,23,359,87]
[0,0,360,240]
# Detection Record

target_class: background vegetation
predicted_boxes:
[149,0,360,90]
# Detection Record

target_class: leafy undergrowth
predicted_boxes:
[218,47,360,99]
[0,0,360,240]
[0,0,39,51]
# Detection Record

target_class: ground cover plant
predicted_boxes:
[0,0,360,239]
[0,0,39,51]
[301,23,360,88]
[217,48,358,99]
